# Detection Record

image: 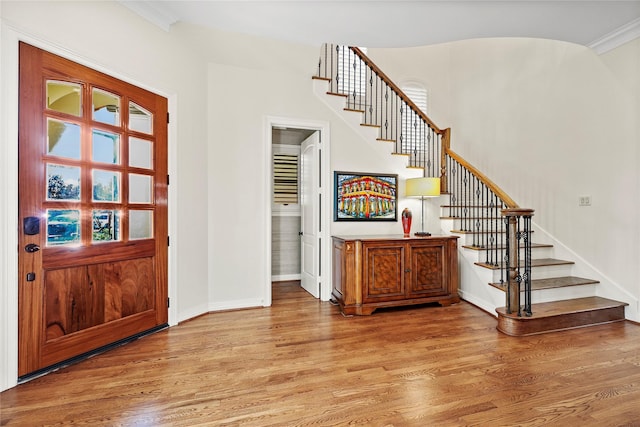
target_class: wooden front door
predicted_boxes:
[18,42,168,378]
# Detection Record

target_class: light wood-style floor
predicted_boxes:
[2,281,640,426]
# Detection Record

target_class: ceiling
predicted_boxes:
[121,1,640,52]
[272,128,316,145]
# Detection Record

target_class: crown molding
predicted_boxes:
[589,17,640,54]
[117,1,179,32]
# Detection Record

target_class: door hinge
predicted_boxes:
[167,174,170,185]
[167,112,170,124]
[167,236,170,246]
[167,297,170,308]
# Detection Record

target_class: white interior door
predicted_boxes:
[300,132,320,298]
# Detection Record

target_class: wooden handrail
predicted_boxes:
[350,47,443,135]
[446,148,519,209]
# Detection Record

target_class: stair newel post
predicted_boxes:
[502,208,535,316]
[522,212,534,316]
[440,129,450,195]
[503,212,519,314]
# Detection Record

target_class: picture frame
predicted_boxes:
[334,171,398,221]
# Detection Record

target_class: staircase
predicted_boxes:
[443,215,627,335]
[313,44,628,335]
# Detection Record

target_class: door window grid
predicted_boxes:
[44,80,156,246]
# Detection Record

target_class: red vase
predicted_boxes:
[401,208,412,237]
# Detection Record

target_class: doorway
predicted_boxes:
[17,42,168,378]
[266,117,331,304]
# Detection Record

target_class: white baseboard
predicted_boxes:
[209,298,266,312]
[272,274,301,282]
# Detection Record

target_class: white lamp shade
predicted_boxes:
[405,177,441,197]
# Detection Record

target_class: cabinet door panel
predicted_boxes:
[332,240,346,301]
[363,245,405,302]
[408,244,446,297]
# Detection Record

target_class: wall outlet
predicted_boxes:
[579,196,591,206]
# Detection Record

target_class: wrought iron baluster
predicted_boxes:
[335,45,342,94]
[473,176,479,247]
[488,195,496,267]
[383,82,389,138]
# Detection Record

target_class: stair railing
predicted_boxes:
[316,44,444,177]
[445,150,514,272]
[316,43,534,316]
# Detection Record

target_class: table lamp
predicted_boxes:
[405,177,441,236]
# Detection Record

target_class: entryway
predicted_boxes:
[17,43,169,379]
[266,117,331,304]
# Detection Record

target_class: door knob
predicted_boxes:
[25,243,40,253]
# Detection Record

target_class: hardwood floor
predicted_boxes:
[2,281,640,426]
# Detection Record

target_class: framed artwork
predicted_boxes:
[334,171,398,221]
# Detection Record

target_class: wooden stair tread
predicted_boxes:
[497,297,628,318]
[442,205,501,209]
[489,276,599,292]
[497,297,627,319]
[496,297,628,336]
[475,258,573,270]
[451,229,506,235]
[441,216,506,220]
[462,242,552,251]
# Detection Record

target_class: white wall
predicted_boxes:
[204,47,416,309]
[369,37,640,311]
[599,38,640,306]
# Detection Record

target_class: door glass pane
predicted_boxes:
[47,209,80,246]
[47,118,80,159]
[46,81,82,116]
[129,102,152,134]
[129,137,153,169]
[46,164,80,201]
[129,174,152,204]
[92,209,120,242]
[92,130,120,164]
[129,210,153,240]
[93,88,120,126]
[92,169,121,202]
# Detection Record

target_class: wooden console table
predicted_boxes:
[331,235,460,315]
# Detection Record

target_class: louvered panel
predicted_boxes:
[273,154,299,205]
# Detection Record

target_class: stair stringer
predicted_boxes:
[530,221,639,321]
[312,79,416,172]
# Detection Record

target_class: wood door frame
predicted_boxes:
[264,116,332,305]
[0,29,178,392]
